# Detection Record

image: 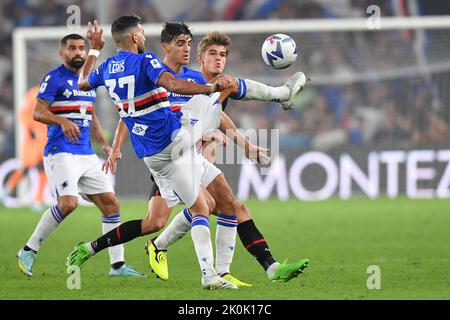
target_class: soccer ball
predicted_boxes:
[261,34,298,69]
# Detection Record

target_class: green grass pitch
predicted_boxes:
[0,198,449,300]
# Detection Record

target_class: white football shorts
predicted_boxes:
[143,93,222,208]
[148,152,222,207]
[43,153,114,198]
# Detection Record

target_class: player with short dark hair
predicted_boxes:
[144,27,309,284]
[16,33,143,278]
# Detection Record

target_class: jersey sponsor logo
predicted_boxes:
[168,92,193,98]
[109,61,125,74]
[63,89,95,98]
[67,79,73,86]
[63,89,72,98]
[72,90,96,97]
[132,122,149,136]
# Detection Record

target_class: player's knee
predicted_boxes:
[215,192,235,213]
[190,195,210,214]
[204,193,216,215]
[58,198,78,215]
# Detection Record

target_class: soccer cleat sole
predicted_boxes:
[287,260,309,281]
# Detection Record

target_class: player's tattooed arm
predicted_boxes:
[90,105,110,156]
[102,119,127,174]
[79,20,104,91]
[33,98,81,143]
[157,72,231,95]
[219,111,270,164]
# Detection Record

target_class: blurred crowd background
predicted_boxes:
[1,0,450,160]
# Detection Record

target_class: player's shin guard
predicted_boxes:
[237,79,290,102]
[215,214,237,275]
[89,219,142,253]
[154,208,192,250]
[191,215,216,279]
[26,205,64,252]
[237,219,277,271]
[102,214,124,268]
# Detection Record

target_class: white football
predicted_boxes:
[261,33,298,69]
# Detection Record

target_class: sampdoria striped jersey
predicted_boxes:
[37,64,96,156]
[88,50,182,158]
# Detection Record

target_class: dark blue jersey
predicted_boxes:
[88,50,182,158]
[165,65,207,112]
[37,64,96,156]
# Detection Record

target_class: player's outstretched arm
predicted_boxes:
[102,119,128,174]
[33,98,81,143]
[90,104,110,156]
[78,20,104,91]
[219,111,270,164]
[157,71,230,95]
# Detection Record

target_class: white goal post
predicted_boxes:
[12,16,450,157]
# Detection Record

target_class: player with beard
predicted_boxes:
[16,34,144,278]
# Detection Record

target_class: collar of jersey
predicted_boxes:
[60,64,79,77]
[163,62,186,76]
[116,50,133,56]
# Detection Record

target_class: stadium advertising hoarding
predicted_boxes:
[229,148,450,201]
[1,148,450,206]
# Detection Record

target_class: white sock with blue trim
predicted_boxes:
[154,208,192,250]
[26,205,64,252]
[191,214,216,279]
[215,214,237,275]
[238,78,290,102]
[102,214,124,266]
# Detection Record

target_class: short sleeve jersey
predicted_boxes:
[88,51,182,158]
[37,64,96,156]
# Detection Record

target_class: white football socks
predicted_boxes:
[215,214,237,275]
[101,214,124,265]
[26,205,64,252]
[154,208,192,250]
[191,214,216,279]
[241,79,290,102]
